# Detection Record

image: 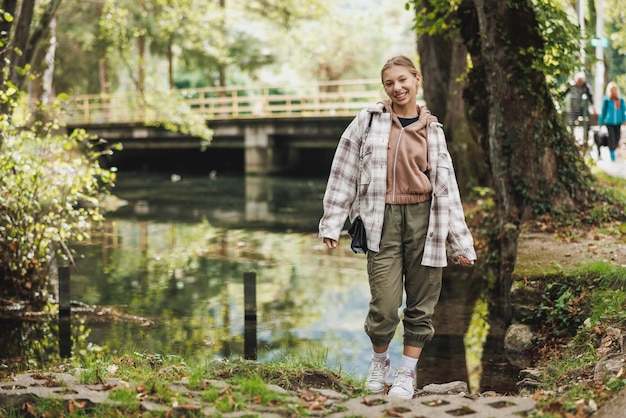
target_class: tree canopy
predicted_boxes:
[49,0,413,95]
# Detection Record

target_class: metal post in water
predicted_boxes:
[58,266,72,358]
[243,272,257,360]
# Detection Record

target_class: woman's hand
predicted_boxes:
[323,237,338,249]
[456,255,474,266]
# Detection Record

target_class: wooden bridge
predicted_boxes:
[62,79,403,175]
[63,79,387,124]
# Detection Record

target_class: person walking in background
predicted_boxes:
[564,72,597,129]
[599,82,626,162]
[318,56,476,399]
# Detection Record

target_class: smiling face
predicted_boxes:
[382,64,421,117]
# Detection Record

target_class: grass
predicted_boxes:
[520,260,626,417]
[0,349,359,417]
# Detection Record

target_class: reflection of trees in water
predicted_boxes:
[0,316,92,375]
[65,218,366,364]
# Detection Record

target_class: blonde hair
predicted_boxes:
[606,82,620,97]
[381,56,421,83]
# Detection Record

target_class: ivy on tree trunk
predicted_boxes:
[460,0,594,321]
[413,0,595,323]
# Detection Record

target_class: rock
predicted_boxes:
[517,368,543,393]
[510,284,542,323]
[504,324,535,369]
[518,369,542,379]
[419,381,468,395]
[505,324,534,350]
[592,387,626,418]
[596,327,624,357]
[593,353,626,382]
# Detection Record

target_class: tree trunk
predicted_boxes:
[168,37,174,89]
[418,29,488,196]
[8,0,34,89]
[219,0,227,88]
[98,52,108,94]
[458,0,593,322]
[95,0,108,95]
[40,17,57,105]
[8,0,62,92]
[0,0,18,68]
[137,35,146,94]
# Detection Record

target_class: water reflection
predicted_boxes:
[108,174,326,232]
[1,174,520,393]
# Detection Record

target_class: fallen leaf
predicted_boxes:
[103,381,117,391]
[386,406,405,417]
[23,401,37,415]
[308,401,323,410]
[300,390,317,402]
[66,399,87,414]
[423,399,444,406]
[362,397,386,406]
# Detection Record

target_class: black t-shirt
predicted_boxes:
[398,116,419,127]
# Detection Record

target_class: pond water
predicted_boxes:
[1,173,520,394]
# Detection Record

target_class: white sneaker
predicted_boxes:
[388,366,415,399]
[364,357,390,393]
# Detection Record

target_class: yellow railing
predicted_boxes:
[62,79,388,125]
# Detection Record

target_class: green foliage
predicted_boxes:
[142,90,213,147]
[53,2,111,95]
[531,0,581,94]
[523,260,626,417]
[409,0,580,92]
[107,386,139,404]
[0,103,113,309]
[531,279,588,334]
[524,261,626,334]
[409,0,462,38]
[605,376,626,393]
[540,169,626,229]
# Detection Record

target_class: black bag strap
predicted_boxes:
[365,112,374,136]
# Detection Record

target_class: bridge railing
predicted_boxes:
[62,79,388,125]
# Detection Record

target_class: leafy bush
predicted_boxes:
[0,113,113,309]
[533,280,587,334]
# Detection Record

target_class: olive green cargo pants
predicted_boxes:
[364,202,443,348]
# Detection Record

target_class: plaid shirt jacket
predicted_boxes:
[319,103,476,268]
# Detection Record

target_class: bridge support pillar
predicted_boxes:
[244,124,284,175]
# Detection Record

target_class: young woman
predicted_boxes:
[318,56,476,399]
[599,82,626,161]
